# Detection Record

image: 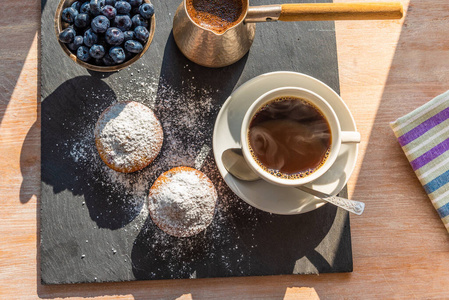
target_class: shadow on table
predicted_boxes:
[20,121,41,204]
[0,0,40,126]
[39,76,146,231]
[18,0,50,205]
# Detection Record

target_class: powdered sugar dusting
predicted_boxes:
[62,69,261,277]
[148,168,217,238]
[65,72,227,231]
[95,101,163,173]
[194,144,211,169]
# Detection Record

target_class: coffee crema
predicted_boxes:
[248,96,332,179]
[186,0,245,34]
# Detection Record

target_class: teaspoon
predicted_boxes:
[221,148,365,215]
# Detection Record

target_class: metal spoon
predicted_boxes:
[221,148,365,215]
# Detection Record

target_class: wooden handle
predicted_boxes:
[279,2,404,21]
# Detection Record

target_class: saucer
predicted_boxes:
[213,71,359,215]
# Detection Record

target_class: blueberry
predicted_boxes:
[128,0,142,7]
[115,1,131,14]
[123,30,135,41]
[67,35,84,51]
[134,26,149,43]
[80,2,90,14]
[71,1,82,11]
[114,15,132,31]
[58,27,76,43]
[74,13,90,28]
[101,5,116,19]
[89,44,106,58]
[61,7,79,23]
[105,27,124,45]
[90,0,105,16]
[109,46,126,64]
[139,3,154,19]
[83,28,98,47]
[105,0,116,5]
[124,40,143,53]
[102,53,115,65]
[77,45,91,62]
[91,15,110,33]
[131,14,148,28]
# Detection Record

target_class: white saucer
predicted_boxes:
[213,72,359,215]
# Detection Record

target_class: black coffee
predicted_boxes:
[248,96,331,179]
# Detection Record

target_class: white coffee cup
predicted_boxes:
[240,86,360,187]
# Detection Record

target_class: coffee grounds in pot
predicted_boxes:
[186,0,244,34]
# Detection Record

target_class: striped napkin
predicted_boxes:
[390,90,449,233]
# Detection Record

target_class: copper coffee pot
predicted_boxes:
[173,1,403,68]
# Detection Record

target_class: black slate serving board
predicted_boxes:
[40,0,353,284]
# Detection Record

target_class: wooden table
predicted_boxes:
[2,0,449,298]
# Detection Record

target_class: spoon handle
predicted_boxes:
[246,3,403,23]
[279,3,403,21]
[297,186,365,215]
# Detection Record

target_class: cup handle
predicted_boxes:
[341,131,361,143]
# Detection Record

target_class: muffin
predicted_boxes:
[148,167,218,237]
[94,101,163,173]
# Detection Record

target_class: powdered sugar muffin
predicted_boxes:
[95,101,163,173]
[148,167,218,237]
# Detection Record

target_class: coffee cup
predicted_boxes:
[240,87,360,187]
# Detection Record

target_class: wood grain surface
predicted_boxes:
[1,0,449,298]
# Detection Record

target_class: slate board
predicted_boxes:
[40,0,353,285]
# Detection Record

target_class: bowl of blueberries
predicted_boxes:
[55,0,155,72]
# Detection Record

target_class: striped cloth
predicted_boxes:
[390,90,449,233]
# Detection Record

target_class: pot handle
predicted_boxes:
[245,2,403,23]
